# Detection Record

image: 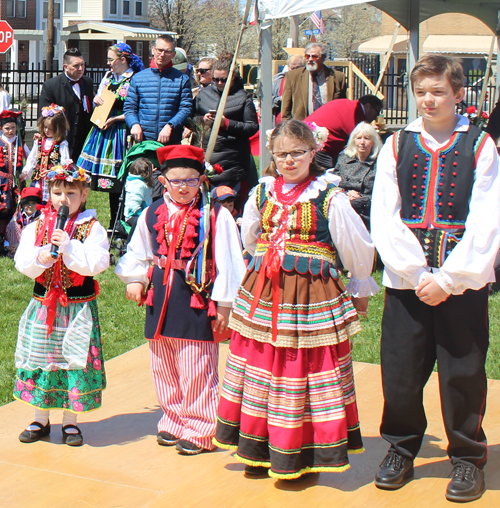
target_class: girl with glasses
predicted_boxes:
[214,119,378,480]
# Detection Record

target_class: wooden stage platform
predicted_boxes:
[1,343,500,508]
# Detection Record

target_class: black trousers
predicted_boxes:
[380,286,489,468]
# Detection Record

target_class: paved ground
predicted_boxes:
[1,343,499,508]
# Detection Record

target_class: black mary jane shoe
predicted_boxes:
[19,421,51,443]
[62,424,83,446]
[446,462,485,503]
[374,451,414,490]
[244,465,269,477]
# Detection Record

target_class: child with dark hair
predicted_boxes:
[4,187,42,257]
[0,110,30,246]
[116,145,246,455]
[21,104,70,203]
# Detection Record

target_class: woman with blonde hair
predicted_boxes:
[333,121,382,230]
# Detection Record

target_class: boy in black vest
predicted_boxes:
[371,55,500,502]
[116,145,245,455]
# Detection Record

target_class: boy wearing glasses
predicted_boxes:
[281,42,346,121]
[116,145,246,456]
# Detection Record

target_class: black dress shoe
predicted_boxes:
[62,425,83,446]
[176,439,203,455]
[446,462,485,503]
[19,421,51,443]
[374,451,414,490]
[157,431,179,446]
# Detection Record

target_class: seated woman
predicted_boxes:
[333,121,382,230]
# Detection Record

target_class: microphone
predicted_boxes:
[50,205,70,259]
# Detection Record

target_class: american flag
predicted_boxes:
[310,10,326,34]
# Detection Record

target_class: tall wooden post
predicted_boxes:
[46,0,55,71]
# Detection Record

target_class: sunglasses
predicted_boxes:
[305,54,321,60]
[197,68,211,74]
[214,77,228,83]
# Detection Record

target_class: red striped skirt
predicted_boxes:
[214,332,363,479]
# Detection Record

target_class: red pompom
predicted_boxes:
[208,299,217,317]
[191,292,206,309]
[466,106,477,114]
[213,164,224,174]
[145,287,154,307]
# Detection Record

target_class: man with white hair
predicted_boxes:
[281,42,346,121]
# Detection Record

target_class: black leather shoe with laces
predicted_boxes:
[374,451,414,490]
[446,462,485,503]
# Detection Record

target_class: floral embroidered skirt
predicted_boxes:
[216,270,363,479]
[77,113,126,194]
[13,299,106,413]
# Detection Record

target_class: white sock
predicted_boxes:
[26,408,50,430]
[62,411,79,434]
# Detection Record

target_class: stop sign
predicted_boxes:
[0,21,14,54]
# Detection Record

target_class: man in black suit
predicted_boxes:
[39,48,93,160]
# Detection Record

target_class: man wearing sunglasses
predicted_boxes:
[281,42,347,121]
[124,34,193,145]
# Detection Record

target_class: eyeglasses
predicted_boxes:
[304,54,321,60]
[214,77,228,84]
[106,57,119,63]
[197,68,211,74]
[166,177,200,187]
[155,48,175,55]
[273,150,310,160]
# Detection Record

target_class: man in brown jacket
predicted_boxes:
[281,42,347,121]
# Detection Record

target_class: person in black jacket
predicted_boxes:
[195,58,258,188]
[38,48,93,161]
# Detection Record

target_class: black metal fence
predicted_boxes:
[0,58,496,128]
[0,64,109,126]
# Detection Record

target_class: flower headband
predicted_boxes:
[45,161,92,183]
[266,122,329,152]
[41,104,66,118]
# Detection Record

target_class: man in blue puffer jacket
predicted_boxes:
[124,34,193,145]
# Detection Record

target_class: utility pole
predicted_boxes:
[46,0,54,71]
[289,15,299,47]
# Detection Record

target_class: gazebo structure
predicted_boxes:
[256,0,500,166]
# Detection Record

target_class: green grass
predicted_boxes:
[2,189,500,406]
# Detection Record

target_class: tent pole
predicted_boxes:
[496,10,500,105]
[290,15,299,47]
[259,22,273,173]
[407,0,420,123]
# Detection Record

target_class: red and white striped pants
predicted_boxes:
[149,337,219,450]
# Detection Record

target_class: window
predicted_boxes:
[79,41,90,64]
[110,0,117,15]
[18,0,27,17]
[135,1,142,16]
[43,1,61,18]
[7,0,15,17]
[136,42,143,61]
[123,0,130,15]
[64,0,79,13]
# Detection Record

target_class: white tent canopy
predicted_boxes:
[256,0,500,167]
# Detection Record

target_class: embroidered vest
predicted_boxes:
[0,137,25,179]
[394,126,489,267]
[31,134,61,181]
[249,182,341,278]
[33,218,98,302]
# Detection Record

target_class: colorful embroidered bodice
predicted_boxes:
[31,134,61,182]
[250,182,341,278]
